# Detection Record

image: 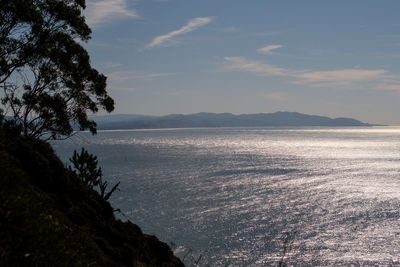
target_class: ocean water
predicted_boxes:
[52,127,400,266]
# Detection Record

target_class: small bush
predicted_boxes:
[69,148,120,201]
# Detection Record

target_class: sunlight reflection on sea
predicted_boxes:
[52,126,400,266]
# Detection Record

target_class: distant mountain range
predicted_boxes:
[91,112,376,130]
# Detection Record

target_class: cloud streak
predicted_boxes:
[375,84,400,91]
[146,17,213,48]
[107,71,173,81]
[223,57,288,76]
[86,0,139,28]
[263,92,286,101]
[293,69,386,87]
[107,84,138,92]
[257,45,283,55]
[222,57,393,90]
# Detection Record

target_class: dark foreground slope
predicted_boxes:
[0,132,184,266]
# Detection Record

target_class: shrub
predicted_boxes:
[69,148,119,201]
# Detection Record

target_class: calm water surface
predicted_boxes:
[52,127,400,266]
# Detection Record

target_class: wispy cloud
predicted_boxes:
[375,84,400,91]
[257,45,283,55]
[293,69,386,87]
[223,57,288,76]
[103,62,123,68]
[107,71,173,81]
[107,84,138,92]
[86,0,139,28]
[146,17,213,48]
[222,57,393,90]
[263,92,286,101]
[106,71,172,91]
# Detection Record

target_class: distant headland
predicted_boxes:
[92,111,380,130]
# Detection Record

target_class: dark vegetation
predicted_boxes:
[1,0,114,140]
[0,1,183,266]
[0,122,184,266]
[69,147,120,201]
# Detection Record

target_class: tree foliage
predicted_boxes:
[0,0,114,139]
[69,148,102,187]
[69,148,120,201]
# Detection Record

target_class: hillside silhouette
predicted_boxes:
[0,129,184,266]
[93,111,374,130]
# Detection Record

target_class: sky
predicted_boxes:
[83,0,400,125]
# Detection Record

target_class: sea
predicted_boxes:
[52,126,400,266]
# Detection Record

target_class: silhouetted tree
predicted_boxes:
[70,148,102,187]
[70,148,120,200]
[0,0,114,139]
